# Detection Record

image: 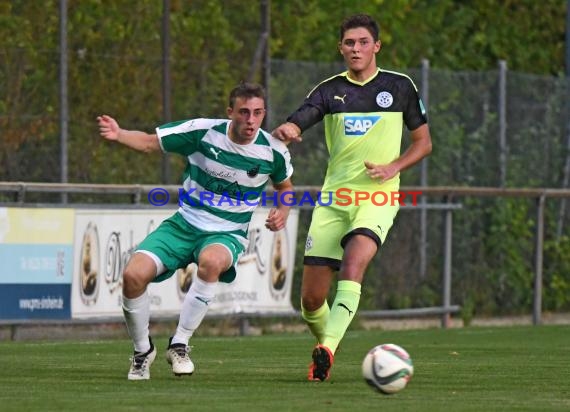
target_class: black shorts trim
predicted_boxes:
[303,256,341,271]
[340,228,381,249]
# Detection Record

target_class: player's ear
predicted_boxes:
[226,106,233,118]
[375,40,382,53]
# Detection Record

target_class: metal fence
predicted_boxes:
[2,53,570,320]
[2,182,570,327]
[3,56,568,191]
[269,60,570,322]
[270,59,570,189]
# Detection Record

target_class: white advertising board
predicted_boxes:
[71,208,298,319]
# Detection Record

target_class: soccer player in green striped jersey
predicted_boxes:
[273,14,432,381]
[97,82,293,380]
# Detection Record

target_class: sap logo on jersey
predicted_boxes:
[344,115,381,136]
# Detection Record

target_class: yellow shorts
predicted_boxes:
[304,196,399,269]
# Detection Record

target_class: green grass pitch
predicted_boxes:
[0,325,568,411]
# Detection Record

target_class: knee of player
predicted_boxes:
[302,295,326,312]
[339,261,367,279]
[196,262,226,282]
[122,266,150,294]
[198,245,233,281]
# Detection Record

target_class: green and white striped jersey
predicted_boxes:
[156,118,293,247]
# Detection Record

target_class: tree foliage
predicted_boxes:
[270,0,566,75]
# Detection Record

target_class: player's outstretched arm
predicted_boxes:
[265,178,294,231]
[97,114,160,153]
[271,122,303,144]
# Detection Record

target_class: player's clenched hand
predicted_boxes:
[265,208,287,231]
[97,114,121,141]
[364,160,399,183]
[272,122,302,144]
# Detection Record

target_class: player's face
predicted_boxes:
[339,27,381,80]
[227,97,266,144]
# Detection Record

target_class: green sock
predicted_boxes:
[322,280,361,353]
[301,301,330,344]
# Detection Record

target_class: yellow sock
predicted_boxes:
[301,301,330,343]
[322,280,361,353]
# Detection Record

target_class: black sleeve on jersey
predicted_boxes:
[286,88,327,132]
[403,81,428,131]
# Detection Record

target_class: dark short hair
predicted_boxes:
[339,14,380,42]
[228,82,266,108]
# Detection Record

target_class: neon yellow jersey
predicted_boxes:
[287,69,427,193]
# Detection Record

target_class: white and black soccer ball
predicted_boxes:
[362,343,414,394]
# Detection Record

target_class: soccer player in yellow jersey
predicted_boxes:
[272,14,432,381]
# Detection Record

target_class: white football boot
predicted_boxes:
[128,338,157,380]
[166,337,195,376]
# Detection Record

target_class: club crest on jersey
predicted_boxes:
[247,164,260,178]
[344,115,381,136]
[305,235,313,251]
[376,91,393,108]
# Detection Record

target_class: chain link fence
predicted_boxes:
[270,60,570,319]
[2,52,570,318]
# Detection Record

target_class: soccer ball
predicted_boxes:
[362,343,414,394]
